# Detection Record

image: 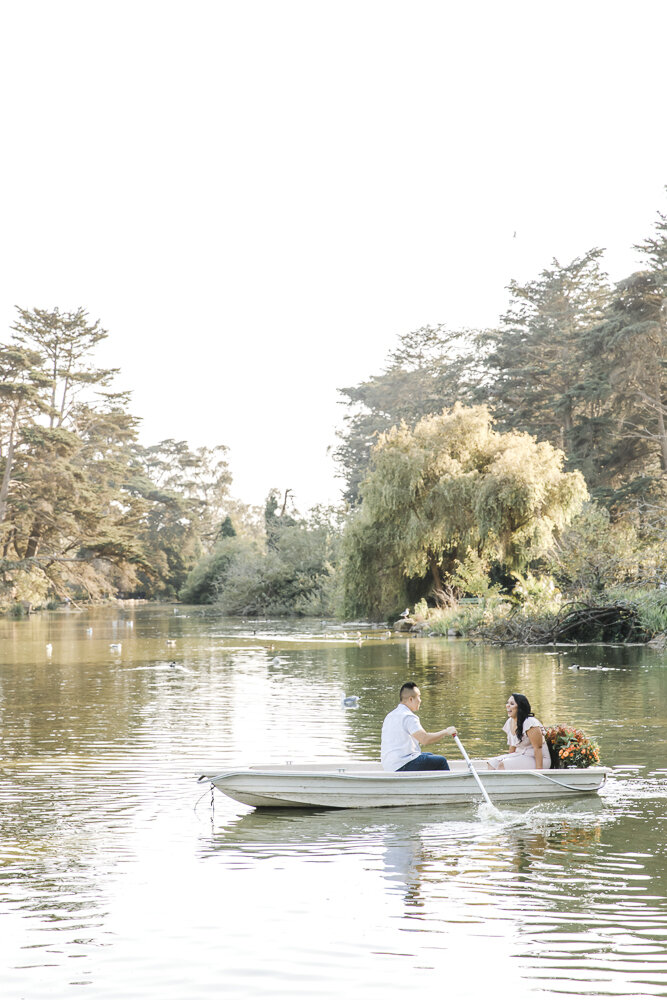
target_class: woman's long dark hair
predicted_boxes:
[511,693,534,741]
[512,692,559,768]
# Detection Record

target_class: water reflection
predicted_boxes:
[199,790,667,995]
[1,605,666,1000]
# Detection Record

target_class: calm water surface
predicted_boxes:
[0,605,666,999]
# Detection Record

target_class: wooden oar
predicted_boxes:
[453,733,498,812]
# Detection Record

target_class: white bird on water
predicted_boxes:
[45,643,53,656]
[110,642,122,653]
[340,691,360,708]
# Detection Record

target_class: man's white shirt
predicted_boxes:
[381,703,421,771]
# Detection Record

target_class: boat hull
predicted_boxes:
[199,761,610,810]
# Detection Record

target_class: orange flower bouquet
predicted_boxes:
[544,725,600,768]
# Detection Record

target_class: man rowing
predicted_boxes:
[381,681,457,771]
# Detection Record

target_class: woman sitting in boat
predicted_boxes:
[486,693,550,770]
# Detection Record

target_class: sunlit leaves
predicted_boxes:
[341,405,587,618]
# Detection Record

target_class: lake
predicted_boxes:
[1,604,666,999]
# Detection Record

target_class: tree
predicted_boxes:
[125,440,233,598]
[11,307,118,429]
[335,325,486,503]
[581,271,667,504]
[181,492,342,615]
[547,503,647,594]
[0,306,240,607]
[341,405,587,618]
[0,345,51,529]
[577,204,667,506]
[0,308,131,598]
[483,250,612,470]
[1,391,151,602]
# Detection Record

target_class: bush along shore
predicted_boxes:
[398,589,667,647]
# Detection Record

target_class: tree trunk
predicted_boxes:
[657,398,667,472]
[651,372,667,473]
[49,347,59,429]
[25,521,42,559]
[429,552,442,590]
[562,406,573,453]
[0,406,18,523]
[428,551,454,607]
[3,528,17,558]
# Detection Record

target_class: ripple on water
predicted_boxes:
[1,606,667,999]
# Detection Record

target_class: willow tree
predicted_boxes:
[341,404,587,618]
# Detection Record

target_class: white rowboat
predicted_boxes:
[199,760,610,810]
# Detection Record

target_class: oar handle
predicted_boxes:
[452,733,495,808]
[453,733,471,762]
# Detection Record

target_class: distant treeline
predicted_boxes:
[321,204,667,621]
[2,196,666,622]
[335,237,667,512]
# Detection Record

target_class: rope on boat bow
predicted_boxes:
[533,771,607,792]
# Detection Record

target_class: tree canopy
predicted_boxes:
[0,306,236,607]
[341,405,587,619]
[180,490,341,616]
[335,201,667,516]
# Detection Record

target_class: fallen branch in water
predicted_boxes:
[474,600,650,645]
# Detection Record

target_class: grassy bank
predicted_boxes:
[408,589,667,645]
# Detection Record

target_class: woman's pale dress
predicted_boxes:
[487,717,550,770]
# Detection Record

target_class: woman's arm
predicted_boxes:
[527,726,543,768]
[504,719,516,752]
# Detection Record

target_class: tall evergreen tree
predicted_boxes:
[335,325,485,502]
[579,204,667,504]
[483,250,612,472]
[126,439,232,597]
[11,307,118,428]
[0,345,51,530]
[0,306,240,606]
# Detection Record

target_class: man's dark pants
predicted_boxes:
[397,753,449,771]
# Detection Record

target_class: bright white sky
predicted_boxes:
[1,1,666,511]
